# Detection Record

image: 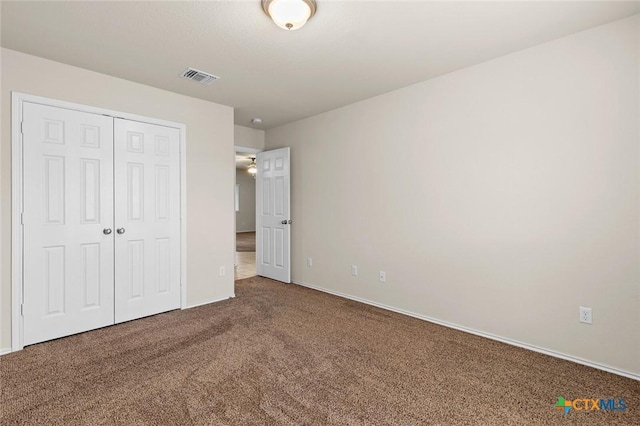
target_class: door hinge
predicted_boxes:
[20,304,24,316]
[20,213,24,225]
[20,121,24,134]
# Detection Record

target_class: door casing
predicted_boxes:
[234,146,261,268]
[11,92,187,352]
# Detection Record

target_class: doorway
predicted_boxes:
[235,148,259,280]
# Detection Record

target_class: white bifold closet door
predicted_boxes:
[113,119,181,323]
[22,103,115,346]
[22,102,181,346]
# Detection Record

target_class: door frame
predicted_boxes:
[233,146,261,267]
[11,92,188,352]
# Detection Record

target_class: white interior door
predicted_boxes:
[256,147,291,283]
[22,102,115,345]
[113,119,181,323]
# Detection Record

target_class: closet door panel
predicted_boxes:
[114,119,181,323]
[22,102,115,345]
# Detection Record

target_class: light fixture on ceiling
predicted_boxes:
[251,117,263,125]
[262,0,317,31]
[248,157,258,175]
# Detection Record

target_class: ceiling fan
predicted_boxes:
[247,157,257,175]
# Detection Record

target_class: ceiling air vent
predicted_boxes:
[179,67,220,85]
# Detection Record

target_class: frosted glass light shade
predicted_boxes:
[262,0,317,31]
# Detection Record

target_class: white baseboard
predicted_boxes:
[185,295,234,310]
[293,280,639,381]
[1,348,12,356]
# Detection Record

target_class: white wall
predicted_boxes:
[236,169,256,232]
[234,124,264,150]
[1,48,236,352]
[266,16,640,376]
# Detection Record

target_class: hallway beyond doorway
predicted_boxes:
[235,232,256,280]
[236,232,255,252]
[235,252,256,280]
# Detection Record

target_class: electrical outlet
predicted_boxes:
[351,265,358,276]
[379,271,386,283]
[219,266,225,276]
[307,257,313,267]
[579,306,592,324]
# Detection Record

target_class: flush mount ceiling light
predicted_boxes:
[248,157,258,175]
[262,0,317,31]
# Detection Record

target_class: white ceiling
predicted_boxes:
[2,1,638,129]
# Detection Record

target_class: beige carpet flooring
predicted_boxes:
[236,232,256,252]
[1,276,638,425]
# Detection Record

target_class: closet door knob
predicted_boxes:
[116,228,126,235]
[103,228,112,235]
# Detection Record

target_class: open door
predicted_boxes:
[256,147,290,283]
